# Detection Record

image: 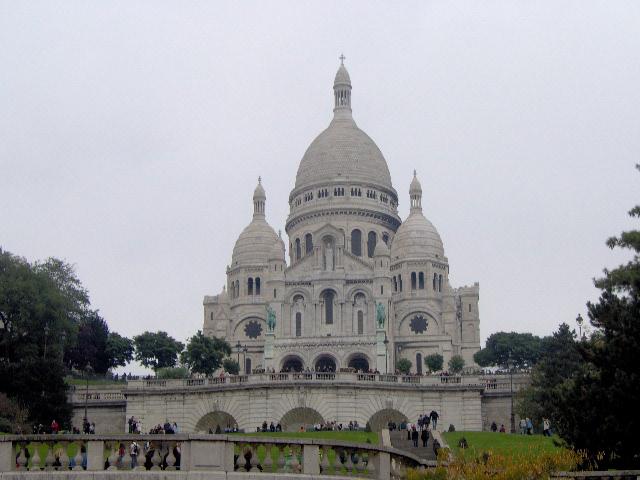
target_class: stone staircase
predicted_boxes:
[388,429,437,461]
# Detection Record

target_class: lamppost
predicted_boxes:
[383,334,389,373]
[576,314,584,340]
[508,356,515,434]
[84,362,93,425]
[235,341,242,366]
[242,346,248,374]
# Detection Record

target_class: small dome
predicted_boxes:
[254,177,266,200]
[334,64,351,86]
[269,236,286,261]
[391,212,445,261]
[409,170,422,195]
[232,219,280,266]
[374,240,390,257]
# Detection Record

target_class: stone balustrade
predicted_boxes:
[0,434,429,479]
[121,372,530,393]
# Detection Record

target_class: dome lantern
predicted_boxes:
[409,170,422,213]
[333,54,352,114]
[253,176,266,218]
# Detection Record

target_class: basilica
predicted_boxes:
[203,60,481,375]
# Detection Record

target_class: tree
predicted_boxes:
[133,331,184,371]
[66,312,110,374]
[222,358,240,375]
[555,165,640,468]
[396,358,412,375]
[424,353,444,373]
[448,354,465,373]
[106,332,134,369]
[473,331,543,369]
[180,331,231,375]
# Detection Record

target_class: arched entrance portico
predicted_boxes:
[368,409,409,432]
[347,353,370,372]
[281,355,304,372]
[314,354,336,372]
[195,411,238,433]
[280,407,324,432]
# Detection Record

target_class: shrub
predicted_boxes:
[222,358,240,375]
[396,358,412,375]
[424,353,444,373]
[448,355,465,374]
[448,424,456,432]
[365,422,372,432]
[156,366,189,379]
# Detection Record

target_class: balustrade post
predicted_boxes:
[303,444,320,474]
[376,451,391,480]
[87,440,104,471]
[0,441,11,472]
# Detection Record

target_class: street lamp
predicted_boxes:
[383,334,389,373]
[576,314,584,340]
[507,356,515,434]
[84,362,93,426]
[242,346,248,374]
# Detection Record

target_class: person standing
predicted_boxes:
[429,410,439,430]
[519,418,527,435]
[411,427,419,447]
[420,428,429,447]
[129,442,139,469]
[526,417,533,435]
[543,418,551,436]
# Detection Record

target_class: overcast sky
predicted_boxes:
[1,1,639,368]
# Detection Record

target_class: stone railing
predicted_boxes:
[125,372,530,392]
[0,434,428,479]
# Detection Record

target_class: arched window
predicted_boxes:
[357,311,364,334]
[236,280,240,298]
[274,288,277,299]
[367,231,377,258]
[381,285,384,295]
[382,232,389,245]
[305,233,313,254]
[255,277,261,296]
[398,274,403,292]
[248,278,253,296]
[416,353,423,375]
[419,272,425,290]
[393,276,397,292]
[433,273,437,291]
[245,357,252,375]
[295,238,301,260]
[351,229,362,256]
[210,311,213,321]
[323,290,335,324]
[295,312,302,337]
[439,274,443,292]
[411,272,417,290]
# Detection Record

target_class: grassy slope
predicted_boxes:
[443,431,563,458]
[230,430,378,444]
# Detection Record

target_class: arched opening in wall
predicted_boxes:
[235,280,240,298]
[255,277,261,296]
[433,273,437,290]
[314,354,336,372]
[248,278,253,296]
[439,274,443,292]
[411,272,417,290]
[305,233,313,255]
[195,411,238,434]
[398,274,403,292]
[367,231,377,258]
[416,353,423,375]
[322,290,335,324]
[280,407,324,432]
[281,355,304,372]
[419,272,424,290]
[347,354,370,372]
[368,409,409,433]
[322,236,335,271]
[295,239,301,261]
[382,232,389,245]
[245,357,252,375]
[295,312,302,337]
[351,229,362,256]
[357,311,364,334]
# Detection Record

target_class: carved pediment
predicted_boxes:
[311,223,345,247]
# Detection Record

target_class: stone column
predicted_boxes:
[376,328,387,373]
[87,440,104,471]
[0,440,12,472]
[264,331,275,371]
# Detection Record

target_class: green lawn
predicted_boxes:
[443,431,564,458]
[229,430,379,444]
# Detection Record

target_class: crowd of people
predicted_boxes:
[488,417,552,436]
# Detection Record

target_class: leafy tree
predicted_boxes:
[133,331,184,371]
[424,353,444,373]
[396,358,412,375]
[66,312,110,373]
[106,332,134,369]
[222,358,240,375]
[473,331,543,369]
[448,354,465,373]
[180,331,232,375]
[555,165,640,468]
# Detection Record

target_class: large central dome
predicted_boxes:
[293,62,393,192]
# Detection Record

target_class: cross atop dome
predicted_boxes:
[339,53,345,65]
[409,170,423,213]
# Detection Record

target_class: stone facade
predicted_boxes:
[203,60,481,376]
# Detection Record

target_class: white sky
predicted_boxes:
[1,1,639,371]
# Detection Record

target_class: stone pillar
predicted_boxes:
[376,329,387,373]
[264,331,275,371]
[87,440,104,471]
[0,440,12,472]
[303,444,320,474]
[376,451,391,480]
